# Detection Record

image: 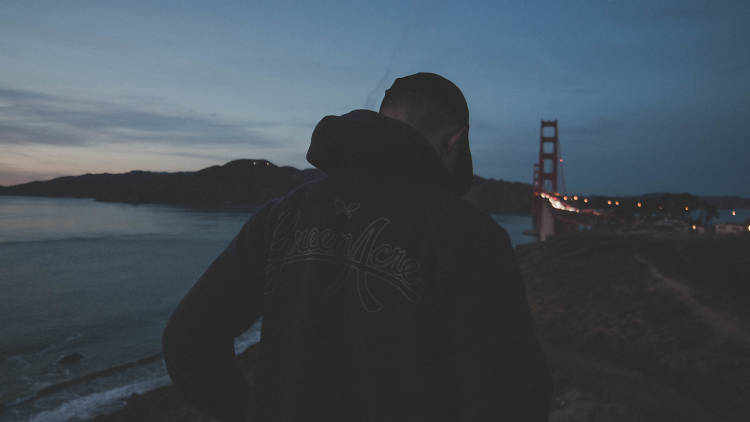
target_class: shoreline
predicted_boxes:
[7,229,748,421]
[88,345,261,422]
[0,193,534,217]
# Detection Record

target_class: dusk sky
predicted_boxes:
[1,0,748,196]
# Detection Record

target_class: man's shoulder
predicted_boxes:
[442,196,510,238]
[259,177,325,213]
[404,195,511,264]
[264,178,510,242]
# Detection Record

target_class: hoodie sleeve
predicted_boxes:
[162,201,276,422]
[452,216,552,421]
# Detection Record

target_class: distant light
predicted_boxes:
[732,210,737,216]
[692,224,697,230]
[573,195,579,201]
[584,198,589,203]
[563,196,568,200]
[607,200,612,205]
[747,225,750,232]
[637,202,642,208]
[266,162,270,166]
[559,159,564,163]
[538,192,580,213]
[252,161,256,165]
[685,206,689,211]
[615,201,620,206]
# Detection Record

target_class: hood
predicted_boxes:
[307,109,472,194]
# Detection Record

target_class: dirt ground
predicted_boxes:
[520,231,750,421]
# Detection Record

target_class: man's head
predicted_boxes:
[379,72,473,192]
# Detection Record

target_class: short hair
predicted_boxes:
[379,73,469,134]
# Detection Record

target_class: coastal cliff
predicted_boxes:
[87,230,750,422]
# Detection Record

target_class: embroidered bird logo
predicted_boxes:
[334,199,360,219]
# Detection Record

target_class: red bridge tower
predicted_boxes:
[534,120,559,194]
[533,120,560,240]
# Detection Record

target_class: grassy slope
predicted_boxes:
[91,231,750,422]
[518,231,750,421]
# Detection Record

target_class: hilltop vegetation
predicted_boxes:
[0,159,534,214]
[3,159,745,217]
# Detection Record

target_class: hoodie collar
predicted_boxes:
[307,109,470,194]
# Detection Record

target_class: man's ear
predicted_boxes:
[445,125,469,151]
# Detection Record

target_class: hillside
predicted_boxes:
[702,195,750,211]
[0,159,534,214]
[519,231,750,421]
[0,160,320,207]
[86,230,750,422]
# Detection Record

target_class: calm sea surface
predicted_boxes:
[0,195,534,421]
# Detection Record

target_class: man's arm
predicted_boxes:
[162,203,275,422]
[452,218,552,421]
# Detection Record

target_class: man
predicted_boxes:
[163,72,552,421]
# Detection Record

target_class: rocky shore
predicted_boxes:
[89,230,750,422]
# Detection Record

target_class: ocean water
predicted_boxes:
[0,196,533,422]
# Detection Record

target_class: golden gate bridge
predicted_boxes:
[527,120,741,240]
[530,120,606,241]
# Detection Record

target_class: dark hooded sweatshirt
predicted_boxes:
[163,110,552,422]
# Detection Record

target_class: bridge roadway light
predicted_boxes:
[584,198,589,203]
[732,210,737,216]
[573,195,578,201]
[637,202,642,208]
[615,201,620,206]
[685,206,689,211]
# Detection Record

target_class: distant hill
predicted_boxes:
[464,175,532,214]
[0,159,534,214]
[702,196,750,210]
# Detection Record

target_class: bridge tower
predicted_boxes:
[535,120,559,194]
[533,120,559,240]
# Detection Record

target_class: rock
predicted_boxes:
[59,352,84,366]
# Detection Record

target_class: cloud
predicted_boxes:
[0,87,309,148]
